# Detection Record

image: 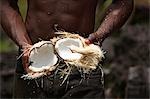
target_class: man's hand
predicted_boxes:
[85,33,104,46]
[21,44,32,73]
[85,33,96,45]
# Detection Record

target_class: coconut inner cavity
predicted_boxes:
[29,42,58,72]
[55,38,83,61]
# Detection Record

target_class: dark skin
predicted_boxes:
[1,0,133,72]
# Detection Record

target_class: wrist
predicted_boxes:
[18,34,32,48]
[95,30,109,41]
[19,41,32,50]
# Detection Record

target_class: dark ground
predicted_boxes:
[0,5,150,99]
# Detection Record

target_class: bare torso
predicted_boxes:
[25,0,98,43]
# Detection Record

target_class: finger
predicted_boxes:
[22,54,29,72]
[85,39,91,45]
[22,57,27,70]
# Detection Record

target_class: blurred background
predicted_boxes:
[0,0,149,98]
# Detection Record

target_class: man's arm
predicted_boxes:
[1,0,32,71]
[86,0,134,44]
[1,0,32,48]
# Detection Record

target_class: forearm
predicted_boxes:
[1,0,32,48]
[89,0,134,42]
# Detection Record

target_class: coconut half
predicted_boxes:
[55,38,83,61]
[21,41,58,79]
[28,41,58,72]
[53,32,104,85]
[54,32,104,73]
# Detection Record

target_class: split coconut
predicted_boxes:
[21,32,104,79]
[21,41,58,79]
[28,41,58,72]
[55,32,104,73]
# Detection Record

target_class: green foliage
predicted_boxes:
[95,0,112,31]
[18,0,27,21]
[0,38,17,52]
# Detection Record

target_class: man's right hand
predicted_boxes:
[21,44,32,73]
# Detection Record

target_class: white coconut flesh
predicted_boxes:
[55,38,83,61]
[28,41,58,72]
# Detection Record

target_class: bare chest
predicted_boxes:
[28,0,98,15]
